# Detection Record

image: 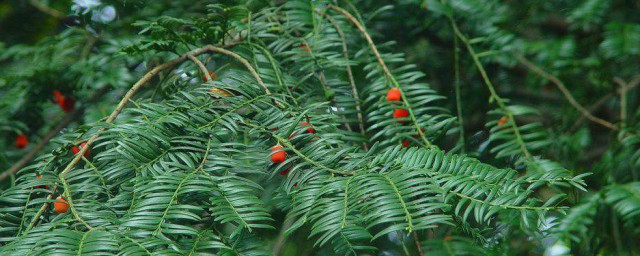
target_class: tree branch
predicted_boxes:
[29,0,64,19]
[323,12,368,150]
[25,43,247,232]
[514,53,619,131]
[327,4,433,148]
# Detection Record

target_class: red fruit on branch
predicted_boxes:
[14,134,28,149]
[393,109,409,124]
[53,197,69,213]
[402,139,410,147]
[386,88,402,101]
[72,142,90,157]
[301,121,316,134]
[270,145,286,163]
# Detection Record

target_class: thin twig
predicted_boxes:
[514,53,618,131]
[614,77,628,130]
[453,32,465,152]
[323,12,368,150]
[614,75,640,130]
[29,0,65,19]
[187,55,212,82]
[0,87,109,182]
[449,18,532,161]
[413,231,425,256]
[327,4,433,148]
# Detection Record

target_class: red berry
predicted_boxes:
[72,142,90,157]
[53,197,69,213]
[279,169,290,176]
[386,88,402,101]
[393,109,409,124]
[58,97,75,113]
[270,145,286,163]
[301,121,316,134]
[53,91,63,101]
[14,134,28,149]
[402,139,410,147]
[203,71,217,82]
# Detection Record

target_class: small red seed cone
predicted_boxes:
[15,134,28,149]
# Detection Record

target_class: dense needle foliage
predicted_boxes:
[0,0,638,255]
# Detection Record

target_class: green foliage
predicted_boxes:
[0,0,638,255]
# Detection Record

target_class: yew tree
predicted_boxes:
[1,0,639,255]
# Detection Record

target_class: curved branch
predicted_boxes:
[514,53,619,131]
[187,55,212,82]
[25,43,248,232]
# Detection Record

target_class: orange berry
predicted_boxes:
[498,116,508,126]
[53,197,69,213]
[72,142,90,157]
[444,235,452,241]
[386,88,402,101]
[15,134,28,149]
[270,145,286,163]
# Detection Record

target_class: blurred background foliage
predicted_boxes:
[0,0,639,255]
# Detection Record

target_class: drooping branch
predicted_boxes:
[327,4,433,148]
[449,18,532,161]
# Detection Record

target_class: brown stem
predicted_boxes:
[187,55,212,81]
[514,53,619,131]
[25,43,246,232]
[29,0,64,19]
[413,231,425,256]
